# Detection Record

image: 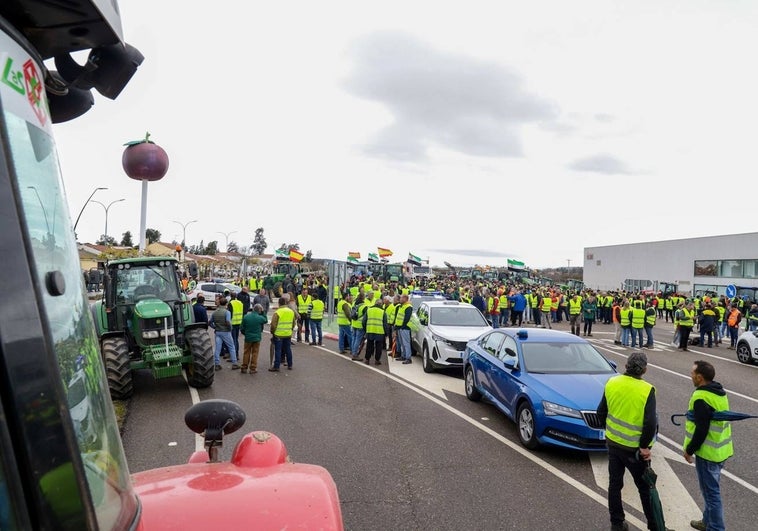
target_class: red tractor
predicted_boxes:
[0,1,342,528]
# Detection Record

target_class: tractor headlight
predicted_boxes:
[160,327,174,337]
[142,330,159,339]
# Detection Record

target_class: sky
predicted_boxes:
[54,0,758,269]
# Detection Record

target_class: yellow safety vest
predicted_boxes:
[274,307,295,337]
[631,307,645,329]
[604,375,654,449]
[365,305,385,335]
[337,299,351,326]
[310,299,325,320]
[679,308,694,328]
[229,299,243,325]
[683,389,733,463]
[297,294,312,315]
[619,308,631,326]
[351,303,366,330]
[569,299,581,315]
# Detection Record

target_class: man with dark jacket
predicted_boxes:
[684,360,733,531]
[193,295,209,324]
[597,352,660,531]
[698,303,716,348]
[237,286,251,314]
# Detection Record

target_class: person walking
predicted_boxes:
[684,360,733,531]
[210,297,239,370]
[269,296,295,371]
[240,303,267,373]
[582,294,597,337]
[725,304,741,349]
[337,292,353,354]
[597,352,661,531]
[362,298,387,365]
[568,293,582,336]
[394,294,413,364]
[309,294,325,346]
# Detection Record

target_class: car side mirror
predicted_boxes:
[419,316,428,325]
[502,357,517,370]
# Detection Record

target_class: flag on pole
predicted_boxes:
[275,248,288,260]
[377,247,393,258]
[347,256,359,265]
[348,251,361,259]
[507,258,525,271]
[407,252,422,266]
[367,253,379,263]
[289,249,304,262]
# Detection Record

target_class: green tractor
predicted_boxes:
[92,256,215,399]
[262,261,303,297]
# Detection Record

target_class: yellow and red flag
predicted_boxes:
[348,251,361,259]
[377,247,393,258]
[289,249,304,262]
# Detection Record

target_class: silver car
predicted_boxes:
[188,282,242,309]
[412,300,492,373]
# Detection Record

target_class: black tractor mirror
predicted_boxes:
[184,399,246,462]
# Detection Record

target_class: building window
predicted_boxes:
[719,260,742,278]
[744,260,758,279]
[694,261,717,276]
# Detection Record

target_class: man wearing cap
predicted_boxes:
[597,352,661,531]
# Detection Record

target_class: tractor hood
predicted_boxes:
[134,299,172,319]
[132,432,343,530]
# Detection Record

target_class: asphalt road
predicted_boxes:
[120,317,758,531]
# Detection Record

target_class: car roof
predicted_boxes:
[424,300,475,308]
[495,328,589,344]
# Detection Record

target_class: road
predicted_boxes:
[120,317,758,531]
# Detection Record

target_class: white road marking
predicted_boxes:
[182,370,205,452]
[386,361,465,398]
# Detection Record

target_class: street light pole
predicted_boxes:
[216,230,237,252]
[73,186,107,234]
[173,219,198,247]
[91,198,125,243]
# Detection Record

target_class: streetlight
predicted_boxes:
[91,199,125,243]
[173,219,198,247]
[73,186,107,233]
[216,230,237,252]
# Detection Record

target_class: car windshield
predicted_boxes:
[521,342,614,374]
[430,306,488,326]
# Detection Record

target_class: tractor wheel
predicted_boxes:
[185,328,215,388]
[273,281,283,298]
[102,337,133,400]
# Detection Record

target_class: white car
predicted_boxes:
[188,282,242,309]
[412,300,492,373]
[735,330,758,364]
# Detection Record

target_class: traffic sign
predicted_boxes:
[726,284,736,298]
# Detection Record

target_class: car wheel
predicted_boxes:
[517,402,540,449]
[422,343,435,373]
[736,342,754,364]
[464,367,481,402]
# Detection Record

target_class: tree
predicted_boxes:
[305,250,313,262]
[120,231,134,247]
[206,240,219,255]
[252,227,267,255]
[145,228,161,244]
[227,241,239,253]
[96,234,117,246]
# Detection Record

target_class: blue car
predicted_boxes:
[462,328,616,451]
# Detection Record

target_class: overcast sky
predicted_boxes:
[54,0,758,269]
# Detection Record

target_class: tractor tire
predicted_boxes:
[273,281,283,298]
[185,328,215,389]
[102,337,133,400]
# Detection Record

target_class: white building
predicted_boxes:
[583,232,758,299]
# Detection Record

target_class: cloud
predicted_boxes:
[344,31,559,162]
[568,153,632,175]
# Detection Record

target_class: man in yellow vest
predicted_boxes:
[684,360,733,531]
[597,352,659,531]
[269,296,295,371]
[394,294,413,364]
[228,292,244,359]
[296,287,313,344]
[309,295,325,346]
[336,292,353,354]
[362,298,387,365]
[350,294,367,360]
[568,294,582,336]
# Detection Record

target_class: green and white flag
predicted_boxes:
[367,253,379,263]
[347,256,359,264]
[407,252,422,266]
[507,259,525,270]
[275,248,288,259]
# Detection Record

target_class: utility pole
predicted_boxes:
[92,198,125,243]
[173,219,198,247]
[216,230,237,252]
[567,259,571,269]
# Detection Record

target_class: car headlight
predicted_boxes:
[431,333,453,346]
[542,401,583,419]
[142,330,159,339]
[160,327,174,337]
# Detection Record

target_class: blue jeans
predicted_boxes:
[351,328,365,356]
[644,326,654,347]
[621,327,630,346]
[631,328,643,347]
[490,314,499,329]
[231,324,240,356]
[338,324,352,352]
[214,331,237,364]
[273,336,292,368]
[309,319,323,344]
[500,309,510,327]
[397,329,411,360]
[695,457,726,531]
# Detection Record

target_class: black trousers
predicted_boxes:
[607,445,658,529]
[679,325,692,350]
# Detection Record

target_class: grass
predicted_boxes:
[112,399,128,434]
